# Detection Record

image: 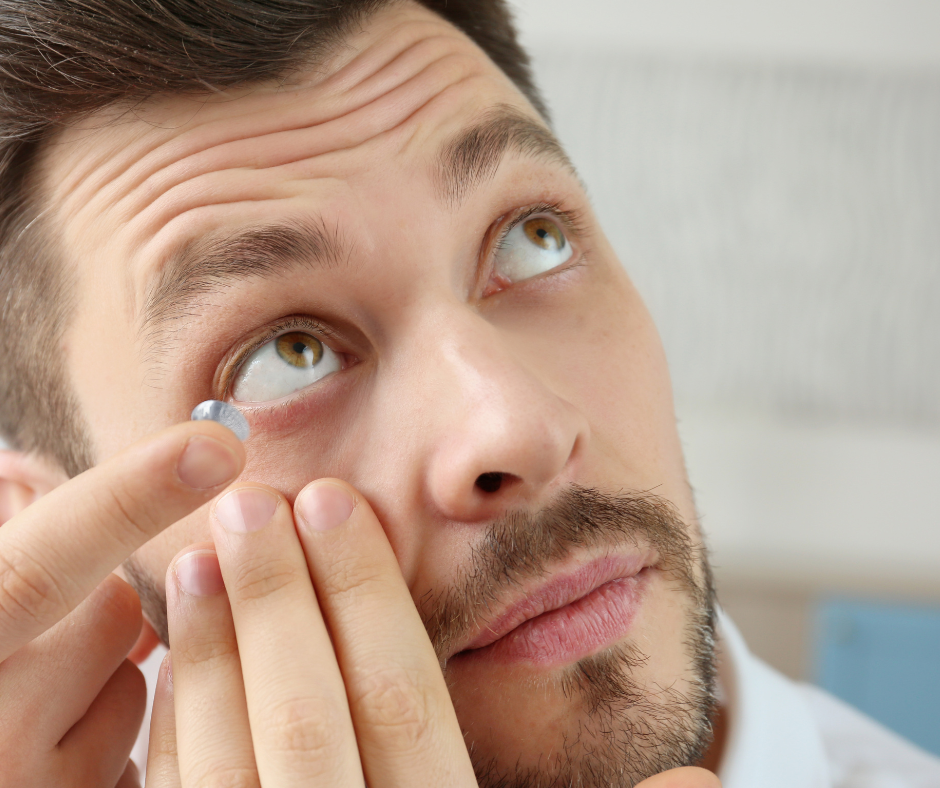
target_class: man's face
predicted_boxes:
[44,2,715,783]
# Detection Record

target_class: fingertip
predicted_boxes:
[167,542,223,601]
[294,478,358,534]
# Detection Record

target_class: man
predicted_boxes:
[0,1,936,786]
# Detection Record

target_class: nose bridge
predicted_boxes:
[404,302,588,521]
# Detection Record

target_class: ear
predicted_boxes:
[0,449,69,525]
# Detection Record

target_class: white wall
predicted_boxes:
[510,0,940,603]
[511,0,940,71]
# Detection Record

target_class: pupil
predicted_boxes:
[537,229,548,238]
[293,342,306,355]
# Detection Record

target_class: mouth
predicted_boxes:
[451,553,656,667]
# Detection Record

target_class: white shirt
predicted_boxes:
[132,614,940,785]
[716,612,940,787]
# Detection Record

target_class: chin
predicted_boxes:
[442,576,718,788]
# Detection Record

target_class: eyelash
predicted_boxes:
[219,315,339,400]
[492,202,587,254]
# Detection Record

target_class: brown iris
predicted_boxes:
[523,217,566,251]
[275,332,323,368]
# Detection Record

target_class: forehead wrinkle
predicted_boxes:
[59,16,481,240]
[126,50,488,255]
[435,105,575,209]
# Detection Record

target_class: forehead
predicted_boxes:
[42,2,538,308]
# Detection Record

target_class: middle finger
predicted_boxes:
[210,485,363,787]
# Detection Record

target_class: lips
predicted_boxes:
[454,553,655,666]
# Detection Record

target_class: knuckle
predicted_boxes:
[173,628,239,667]
[354,666,434,749]
[189,764,259,788]
[261,696,340,761]
[0,546,69,632]
[227,557,303,604]
[101,483,160,544]
[319,553,384,600]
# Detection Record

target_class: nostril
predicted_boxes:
[475,472,504,494]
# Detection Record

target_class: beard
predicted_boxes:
[127,484,718,788]
[418,485,719,788]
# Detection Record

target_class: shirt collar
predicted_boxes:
[716,609,832,787]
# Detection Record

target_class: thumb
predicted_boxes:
[635,767,721,788]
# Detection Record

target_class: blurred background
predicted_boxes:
[507,0,940,753]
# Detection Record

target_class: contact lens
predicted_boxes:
[191,400,250,442]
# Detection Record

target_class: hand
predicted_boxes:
[146,479,721,788]
[148,479,479,787]
[0,422,245,788]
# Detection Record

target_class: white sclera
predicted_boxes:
[191,400,250,442]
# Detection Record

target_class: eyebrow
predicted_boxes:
[141,218,348,337]
[140,106,574,340]
[435,104,575,207]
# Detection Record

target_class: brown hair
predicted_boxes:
[0,0,546,476]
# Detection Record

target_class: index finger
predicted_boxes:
[0,420,244,660]
[293,480,477,787]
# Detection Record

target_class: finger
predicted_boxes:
[128,618,162,665]
[116,759,142,788]
[0,420,244,660]
[635,767,722,787]
[165,546,257,788]
[0,573,142,744]
[145,653,181,788]
[59,659,147,788]
[294,480,476,787]
[210,485,362,787]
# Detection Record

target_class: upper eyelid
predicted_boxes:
[220,205,581,396]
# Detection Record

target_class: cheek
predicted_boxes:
[547,256,694,521]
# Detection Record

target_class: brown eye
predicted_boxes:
[492,214,573,284]
[524,218,566,251]
[276,332,323,368]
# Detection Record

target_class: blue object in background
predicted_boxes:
[815,598,940,757]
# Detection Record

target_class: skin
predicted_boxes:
[0,2,723,785]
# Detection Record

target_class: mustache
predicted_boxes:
[131,485,700,653]
[417,485,701,664]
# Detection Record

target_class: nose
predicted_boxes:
[412,309,590,523]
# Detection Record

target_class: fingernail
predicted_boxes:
[296,483,354,533]
[177,436,239,490]
[215,487,278,533]
[175,550,225,596]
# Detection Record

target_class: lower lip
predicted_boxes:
[459,569,651,667]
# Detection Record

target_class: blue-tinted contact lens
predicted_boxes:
[191,400,250,442]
